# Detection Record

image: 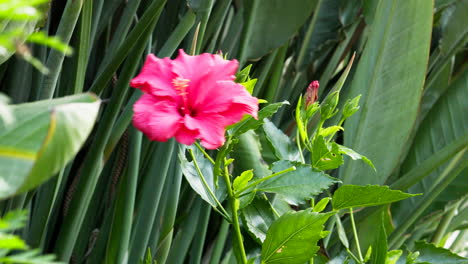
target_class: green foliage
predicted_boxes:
[262,119,301,162]
[0,93,100,198]
[261,210,333,264]
[229,101,289,136]
[341,0,434,185]
[258,160,339,205]
[241,196,277,243]
[0,0,466,263]
[179,146,227,209]
[413,241,468,263]
[332,185,419,210]
[0,210,62,263]
[240,0,315,60]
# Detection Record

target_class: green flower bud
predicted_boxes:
[320,91,340,121]
[342,95,361,120]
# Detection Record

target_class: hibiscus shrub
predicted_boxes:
[0,0,466,264]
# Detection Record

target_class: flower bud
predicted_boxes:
[342,95,361,120]
[305,80,319,107]
[320,91,340,121]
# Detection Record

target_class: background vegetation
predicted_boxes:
[0,0,466,263]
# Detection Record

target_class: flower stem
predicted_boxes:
[222,159,248,264]
[349,208,364,263]
[194,141,215,164]
[235,166,296,196]
[188,149,230,220]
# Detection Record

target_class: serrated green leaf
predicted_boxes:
[258,160,340,205]
[233,170,254,193]
[241,196,277,243]
[332,185,419,210]
[262,119,301,162]
[261,210,334,264]
[413,241,467,263]
[311,136,344,170]
[230,101,289,136]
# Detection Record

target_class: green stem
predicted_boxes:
[296,129,305,163]
[222,160,248,264]
[235,166,297,196]
[431,198,463,245]
[195,142,215,164]
[349,208,364,263]
[188,149,230,220]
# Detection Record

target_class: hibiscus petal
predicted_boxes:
[196,81,258,115]
[172,50,238,82]
[133,94,182,142]
[130,54,177,98]
[175,124,199,145]
[184,114,226,149]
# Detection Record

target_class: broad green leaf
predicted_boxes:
[233,170,254,193]
[230,101,288,136]
[258,160,340,205]
[370,213,387,264]
[311,136,344,170]
[262,119,301,162]
[231,130,272,180]
[394,69,468,222]
[244,0,315,60]
[261,209,333,264]
[295,0,341,69]
[332,185,419,210]
[436,0,468,65]
[413,241,467,263]
[241,196,277,243]
[0,93,100,198]
[341,0,433,185]
[179,145,227,208]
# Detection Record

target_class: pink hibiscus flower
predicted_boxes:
[130,50,259,149]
